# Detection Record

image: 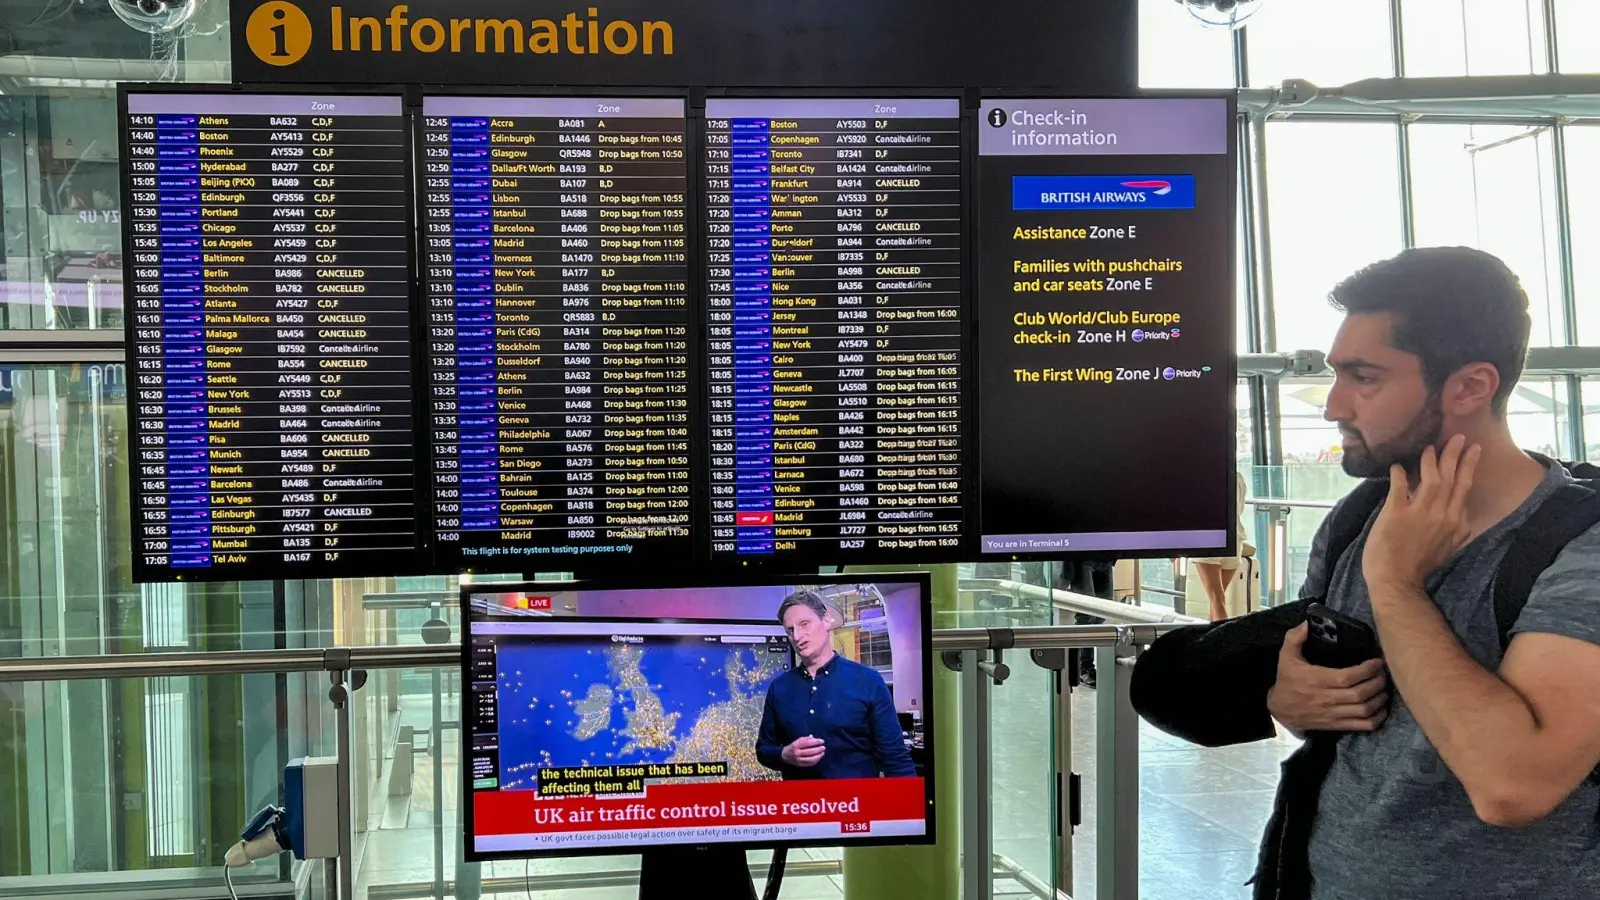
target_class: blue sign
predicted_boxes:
[1012,175,1196,211]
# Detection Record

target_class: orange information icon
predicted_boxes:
[245,1,312,66]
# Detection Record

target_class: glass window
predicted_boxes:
[1139,0,1236,89]
[1275,378,1353,493]
[1264,122,1404,354]
[0,91,125,330]
[1554,0,1600,73]
[1506,377,1573,460]
[1401,0,1549,76]
[1239,164,1254,353]
[1408,123,1565,347]
[0,363,297,881]
[1244,0,1393,87]
[0,1,231,331]
[1585,378,1600,463]
[1562,126,1600,345]
[1237,380,1256,466]
[1273,377,1352,600]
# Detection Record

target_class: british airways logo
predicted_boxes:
[1121,179,1172,196]
[1012,175,1195,211]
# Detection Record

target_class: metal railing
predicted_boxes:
[0,625,1177,685]
[0,620,1184,900]
[1125,496,1338,610]
[959,578,1205,627]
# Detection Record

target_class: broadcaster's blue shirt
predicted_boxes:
[756,654,917,780]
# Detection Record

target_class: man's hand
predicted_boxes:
[1364,435,1482,591]
[781,735,826,767]
[1267,623,1390,734]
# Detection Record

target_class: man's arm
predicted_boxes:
[756,686,787,772]
[868,677,917,777]
[1368,586,1600,826]
[1364,439,1600,827]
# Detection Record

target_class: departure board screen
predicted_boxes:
[123,89,421,583]
[976,98,1235,558]
[702,98,966,562]
[419,96,693,570]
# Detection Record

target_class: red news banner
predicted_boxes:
[475,776,926,840]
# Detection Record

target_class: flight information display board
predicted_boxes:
[123,89,421,583]
[976,98,1235,558]
[702,98,966,562]
[419,96,694,570]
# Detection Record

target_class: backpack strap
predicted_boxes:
[1491,470,1600,653]
[1313,478,1390,598]
[1305,477,1395,595]
[1488,458,1600,806]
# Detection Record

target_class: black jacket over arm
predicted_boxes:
[1129,599,1310,748]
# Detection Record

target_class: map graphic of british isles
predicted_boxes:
[496,638,791,789]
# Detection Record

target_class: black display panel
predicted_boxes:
[229,0,1135,94]
[419,95,694,570]
[976,97,1236,559]
[701,98,965,563]
[122,87,423,583]
[461,574,935,860]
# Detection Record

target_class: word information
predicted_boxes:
[420,96,693,567]
[702,98,966,561]
[124,91,420,583]
[977,98,1234,557]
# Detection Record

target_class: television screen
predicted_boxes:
[462,575,934,858]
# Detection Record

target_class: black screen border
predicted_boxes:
[690,88,974,573]
[412,85,703,578]
[970,88,1241,564]
[119,81,433,584]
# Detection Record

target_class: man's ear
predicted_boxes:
[1444,362,1501,416]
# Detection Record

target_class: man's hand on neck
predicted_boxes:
[1444,429,1547,537]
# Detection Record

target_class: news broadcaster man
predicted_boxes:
[1132,247,1600,900]
[756,590,917,780]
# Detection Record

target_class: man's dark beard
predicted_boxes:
[1339,395,1444,479]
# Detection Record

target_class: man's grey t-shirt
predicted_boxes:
[1302,462,1600,900]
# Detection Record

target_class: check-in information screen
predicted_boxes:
[976,98,1235,557]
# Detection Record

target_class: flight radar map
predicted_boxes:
[493,629,791,789]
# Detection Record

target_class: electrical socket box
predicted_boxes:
[283,756,340,860]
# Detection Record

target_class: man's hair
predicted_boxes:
[776,589,829,625]
[1329,246,1530,415]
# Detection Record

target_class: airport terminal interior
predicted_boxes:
[4,0,1600,898]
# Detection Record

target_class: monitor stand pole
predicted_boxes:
[638,847,756,900]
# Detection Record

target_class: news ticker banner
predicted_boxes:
[228,0,1134,90]
[471,775,927,854]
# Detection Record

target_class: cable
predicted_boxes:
[223,863,240,900]
[760,847,787,900]
[525,857,534,899]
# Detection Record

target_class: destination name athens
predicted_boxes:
[328,6,674,55]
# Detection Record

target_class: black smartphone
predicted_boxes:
[1303,603,1381,669]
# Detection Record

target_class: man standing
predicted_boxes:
[1132,247,1600,899]
[756,590,917,779]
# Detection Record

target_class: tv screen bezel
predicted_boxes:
[459,570,937,861]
